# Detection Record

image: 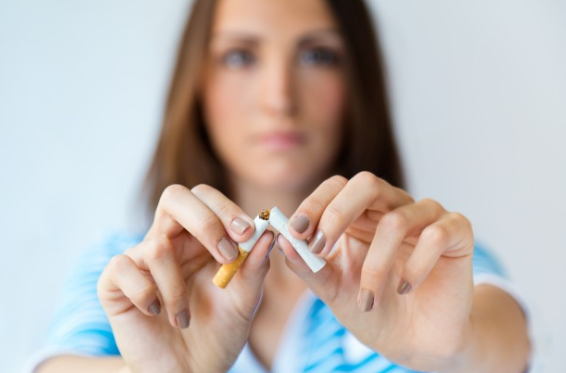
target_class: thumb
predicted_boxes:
[276,233,339,307]
[229,230,275,298]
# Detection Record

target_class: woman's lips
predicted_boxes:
[256,132,306,151]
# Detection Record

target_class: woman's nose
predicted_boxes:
[259,57,296,118]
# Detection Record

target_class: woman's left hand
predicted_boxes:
[278,172,475,372]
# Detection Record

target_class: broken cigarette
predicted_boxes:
[212,210,271,288]
[268,207,326,273]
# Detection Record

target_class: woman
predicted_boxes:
[31,0,532,372]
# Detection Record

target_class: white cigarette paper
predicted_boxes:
[212,213,270,288]
[240,214,270,252]
[268,207,326,273]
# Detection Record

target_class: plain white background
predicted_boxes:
[1,0,565,372]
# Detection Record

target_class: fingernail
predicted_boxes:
[398,280,412,295]
[358,289,374,312]
[308,230,326,254]
[176,309,190,329]
[148,299,161,316]
[231,217,250,235]
[290,214,310,234]
[218,237,239,261]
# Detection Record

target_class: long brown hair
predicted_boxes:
[143,0,405,214]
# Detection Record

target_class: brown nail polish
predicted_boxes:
[308,230,326,254]
[231,217,250,235]
[359,289,374,312]
[398,280,412,295]
[148,299,161,316]
[290,214,310,234]
[218,237,238,261]
[176,309,190,329]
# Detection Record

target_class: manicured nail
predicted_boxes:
[358,289,374,312]
[176,309,190,329]
[218,237,238,261]
[231,217,251,235]
[290,214,310,234]
[308,230,326,254]
[398,280,412,295]
[148,299,161,316]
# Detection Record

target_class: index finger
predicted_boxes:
[290,172,413,256]
[145,184,255,264]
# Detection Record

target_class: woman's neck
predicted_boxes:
[228,177,308,219]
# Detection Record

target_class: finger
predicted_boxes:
[277,233,310,274]
[98,254,160,318]
[359,198,445,311]
[230,231,275,295]
[299,172,413,256]
[191,184,256,242]
[397,212,474,295]
[141,236,192,329]
[277,233,339,306]
[146,184,240,264]
[212,231,275,320]
[288,175,348,239]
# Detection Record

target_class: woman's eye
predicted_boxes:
[299,48,339,67]
[222,50,256,69]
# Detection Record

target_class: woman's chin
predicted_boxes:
[246,169,320,194]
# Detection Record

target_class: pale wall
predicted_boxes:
[1,0,564,371]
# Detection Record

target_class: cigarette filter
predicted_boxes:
[212,211,270,288]
[268,207,326,273]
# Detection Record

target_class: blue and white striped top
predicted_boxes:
[26,233,530,373]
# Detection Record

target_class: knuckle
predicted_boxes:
[362,264,388,281]
[146,237,173,261]
[381,211,408,232]
[325,202,346,222]
[133,284,157,303]
[422,225,450,246]
[450,212,471,228]
[420,198,443,212]
[215,200,233,219]
[190,183,211,196]
[307,197,326,216]
[198,213,220,235]
[164,287,188,307]
[108,254,132,274]
[354,171,380,188]
[161,184,187,203]
[326,174,348,189]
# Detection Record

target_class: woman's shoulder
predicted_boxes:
[65,231,145,277]
[99,231,145,253]
[83,231,145,258]
[472,241,507,278]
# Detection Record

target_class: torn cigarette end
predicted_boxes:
[259,209,270,220]
[212,246,250,289]
[213,210,271,289]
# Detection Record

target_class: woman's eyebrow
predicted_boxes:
[211,29,342,46]
[210,32,260,46]
[298,29,343,46]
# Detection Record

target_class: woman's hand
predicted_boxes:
[279,172,476,372]
[98,184,274,373]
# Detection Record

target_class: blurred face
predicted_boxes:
[202,0,347,193]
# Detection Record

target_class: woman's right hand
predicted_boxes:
[98,184,274,373]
